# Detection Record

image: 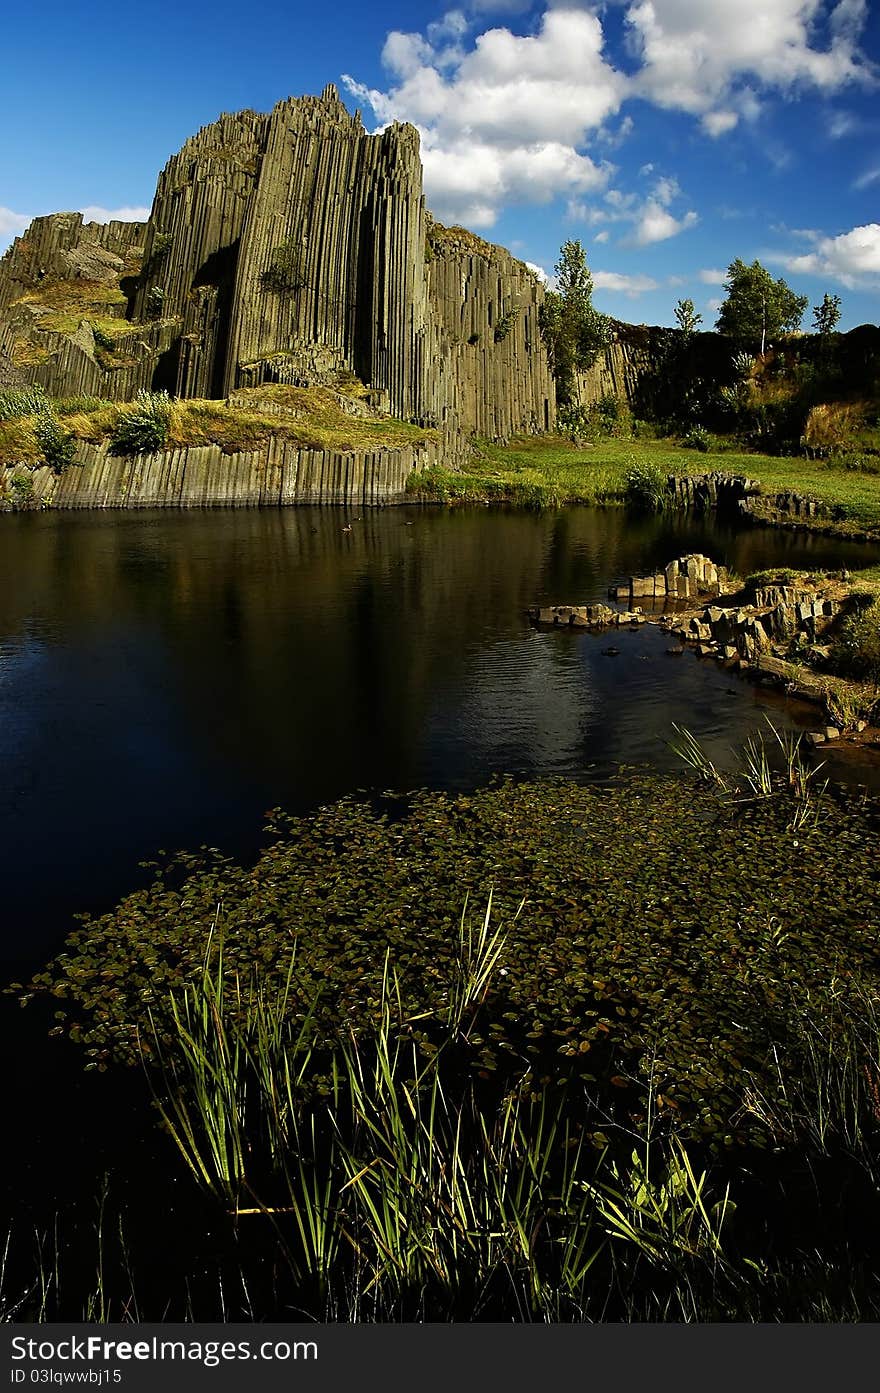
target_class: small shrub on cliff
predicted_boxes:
[145,287,166,321]
[91,324,117,353]
[493,306,520,342]
[260,240,304,295]
[33,412,77,473]
[0,386,49,421]
[141,230,172,280]
[109,390,172,456]
[9,472,36,508]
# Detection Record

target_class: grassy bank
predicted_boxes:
[408,434,880,529]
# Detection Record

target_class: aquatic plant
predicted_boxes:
[143,911,734,1319]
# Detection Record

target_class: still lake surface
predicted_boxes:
[4,500,880,1309]
[2,503,879,968]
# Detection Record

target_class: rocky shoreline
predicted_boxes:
[669,469,880,543]
[530,551,879,751]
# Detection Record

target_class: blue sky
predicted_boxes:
[1,0,878,329]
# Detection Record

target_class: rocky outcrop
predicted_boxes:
[739,490,842,527]
[0,212,144,316]
[610,554,729,605]
[528,603,646,630]
[573,323,665,409]
[539,559,847,704]
[667,591,840,663]
[0,87,555,444]
[666,473,756,511]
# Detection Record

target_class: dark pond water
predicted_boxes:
[4,500,880,1318]
[2,503,879,969]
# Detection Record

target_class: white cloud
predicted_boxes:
[702,110,739,136]
[626,0,876,134]
[346,7,626,224]
[593,270,659,296]
[421,136,610,227]
[597,114,634,148]
[526,260,549,282]
[631,201,698,245]
[79,205,150,224]
[569,174,698,245]
[786,222,880,287]
[699,267,727,284]
[427,10,469,46]
[828,108,858,138]
[594,229,610,243]
[0,207,30,239]
[345,0,875,230]
[853,166,880,190]
[707,297,723,312]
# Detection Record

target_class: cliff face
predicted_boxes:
[1,434,440,510]
[0,86,555,442]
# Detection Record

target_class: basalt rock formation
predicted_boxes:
[0,85,554,444]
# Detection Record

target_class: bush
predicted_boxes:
[33,413,77,473]
[91,324,117,352]
[109,390,172,456]
[142,230,172,280]
[9,472,36,507]
[826,595,880,683]
[493,307,520,343]
[558,395,631,442]
[0,386,49,421]
[260,240,304,295]
[682,425,710,452]
[145,287,166,321]
[54,396,111,417]
[624,460,668,512]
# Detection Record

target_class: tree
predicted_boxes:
[715,259,808,354]
[812,292,842,337]
[539,240,612,404]
[674,298,702,336]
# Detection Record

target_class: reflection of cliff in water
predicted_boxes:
[2,505,879,960]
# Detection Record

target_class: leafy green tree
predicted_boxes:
[812,292,842,337]
[716,259,808,354]
[539,240,612,404]
[674,298,702,336]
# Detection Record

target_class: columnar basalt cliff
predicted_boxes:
[0,85,555,453]
[1,436,435,509]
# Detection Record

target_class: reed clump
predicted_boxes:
[143,906,735,1321]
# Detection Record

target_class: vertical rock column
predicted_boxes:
[132,109,267,396]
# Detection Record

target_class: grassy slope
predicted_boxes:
[0,387,435,466]
[411,434,880,527]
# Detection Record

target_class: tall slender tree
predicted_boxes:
[540,240,612,404]
[812,292,842,336]
[674,298,702,336]
[716,259,807,353]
